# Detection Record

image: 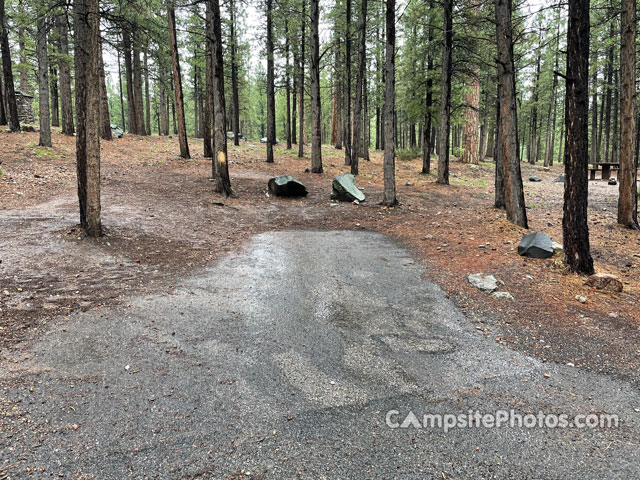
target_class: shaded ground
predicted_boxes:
[1,231,639,479]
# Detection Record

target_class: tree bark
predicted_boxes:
[266,0,276,163]
[98,40,112,140]
[50,66,59,127]
[117,51,126,131]
[309,0,322,173]
[37,12,51,146]
[495,0,527,227]
[57,12,74,135]
[589,50,598,165]
[0,0,20,132]
[617,0,638,228]
[298,0,306,158]
[133,32,145,135]
[382,0,397,205]
[229,0,240,146]
[203,19,213,157]
[351,0,367,175]
[331,37,342,149]
[209,0,231,195]
[563,0,594,273]
[344,0,352,165]
[144,48,151,135]
[168,3,190,158]
[437,0,453,184]
[74,0,102,237]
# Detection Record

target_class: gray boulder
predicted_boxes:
[331,173,365,202]
[268,175,308,197]
[518,232,553,259]
[554,175,565,183]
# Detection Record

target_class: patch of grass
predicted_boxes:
[33,147,54,157]
[0,168,3,176]
[397,148,420,161]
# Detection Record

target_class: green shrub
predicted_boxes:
[453,146,465,159]
[396,148,420,161]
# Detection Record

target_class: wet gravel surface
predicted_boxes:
[1,230,639,479]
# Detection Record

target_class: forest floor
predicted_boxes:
[1,129,640,386]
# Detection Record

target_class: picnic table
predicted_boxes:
[589,162,619,180]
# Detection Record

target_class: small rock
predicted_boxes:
[575,295,587,304]
[406,181,413,186]
[551,241,563,254]
[608,312,619,318]
[585,273,623,292]
[492,291,514,300]
[608,178,617,185]
[529,176,542,182]
[467,273,500,293]
[553,175,565,183]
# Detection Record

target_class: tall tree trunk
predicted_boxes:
[494,82,505,209]
[284,18,292,149]
[478,76,490,162]
[74,0,102,237]
[563,0,594,272]
[529,41,541,164]
[495,0,527,227]
[229,0,240,146]
[603,22,614,164]
[209,0,231,195]
[37,12,52,146]
[351,0,367,175]
[437,0,453,184]
[382,0,397,205]
[0,64,6,125]
[123,30,137,134]
[0,0,20,132]
[168,3,190,158]
[331,37,342,149]
[50,66,59,127]
[298,0,306,158]
[589,50,599,165]
[422,6,434,174]
[144,48,151,135]
[117,51,126,131]
[203,22,213,157]
[133,32,145,135]
[344,0,352,165]
[98,39,112,140]
[544,31,560,167]
[266,0,276,163]
[310,0,322,173]
[611,69,619,162]
[57,12,74,135]
[617,0,638,228]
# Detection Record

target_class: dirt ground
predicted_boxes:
[1,129,639,385]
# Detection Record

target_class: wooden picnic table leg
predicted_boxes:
[602,165,611,180]
[590,169,596,180]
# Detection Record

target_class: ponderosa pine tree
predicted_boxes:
[168,2,190,158]
[617,0,638,229]
[37,7,51,147]
[382,0,397,206]
[309,0,322,173]
[437,0,452,185]
[1,0,20,132]
[495,0,527,227]
[209,0,231,195]
[563,0,594,273]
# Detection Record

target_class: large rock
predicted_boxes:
[585,273,623,292]
[529,176,542,182]
[518,232,553,259]
[331,173,365,202]
[268,175,308,197]
[554,175,565,183]
[467,273,499,293]
[608,178,617,186]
